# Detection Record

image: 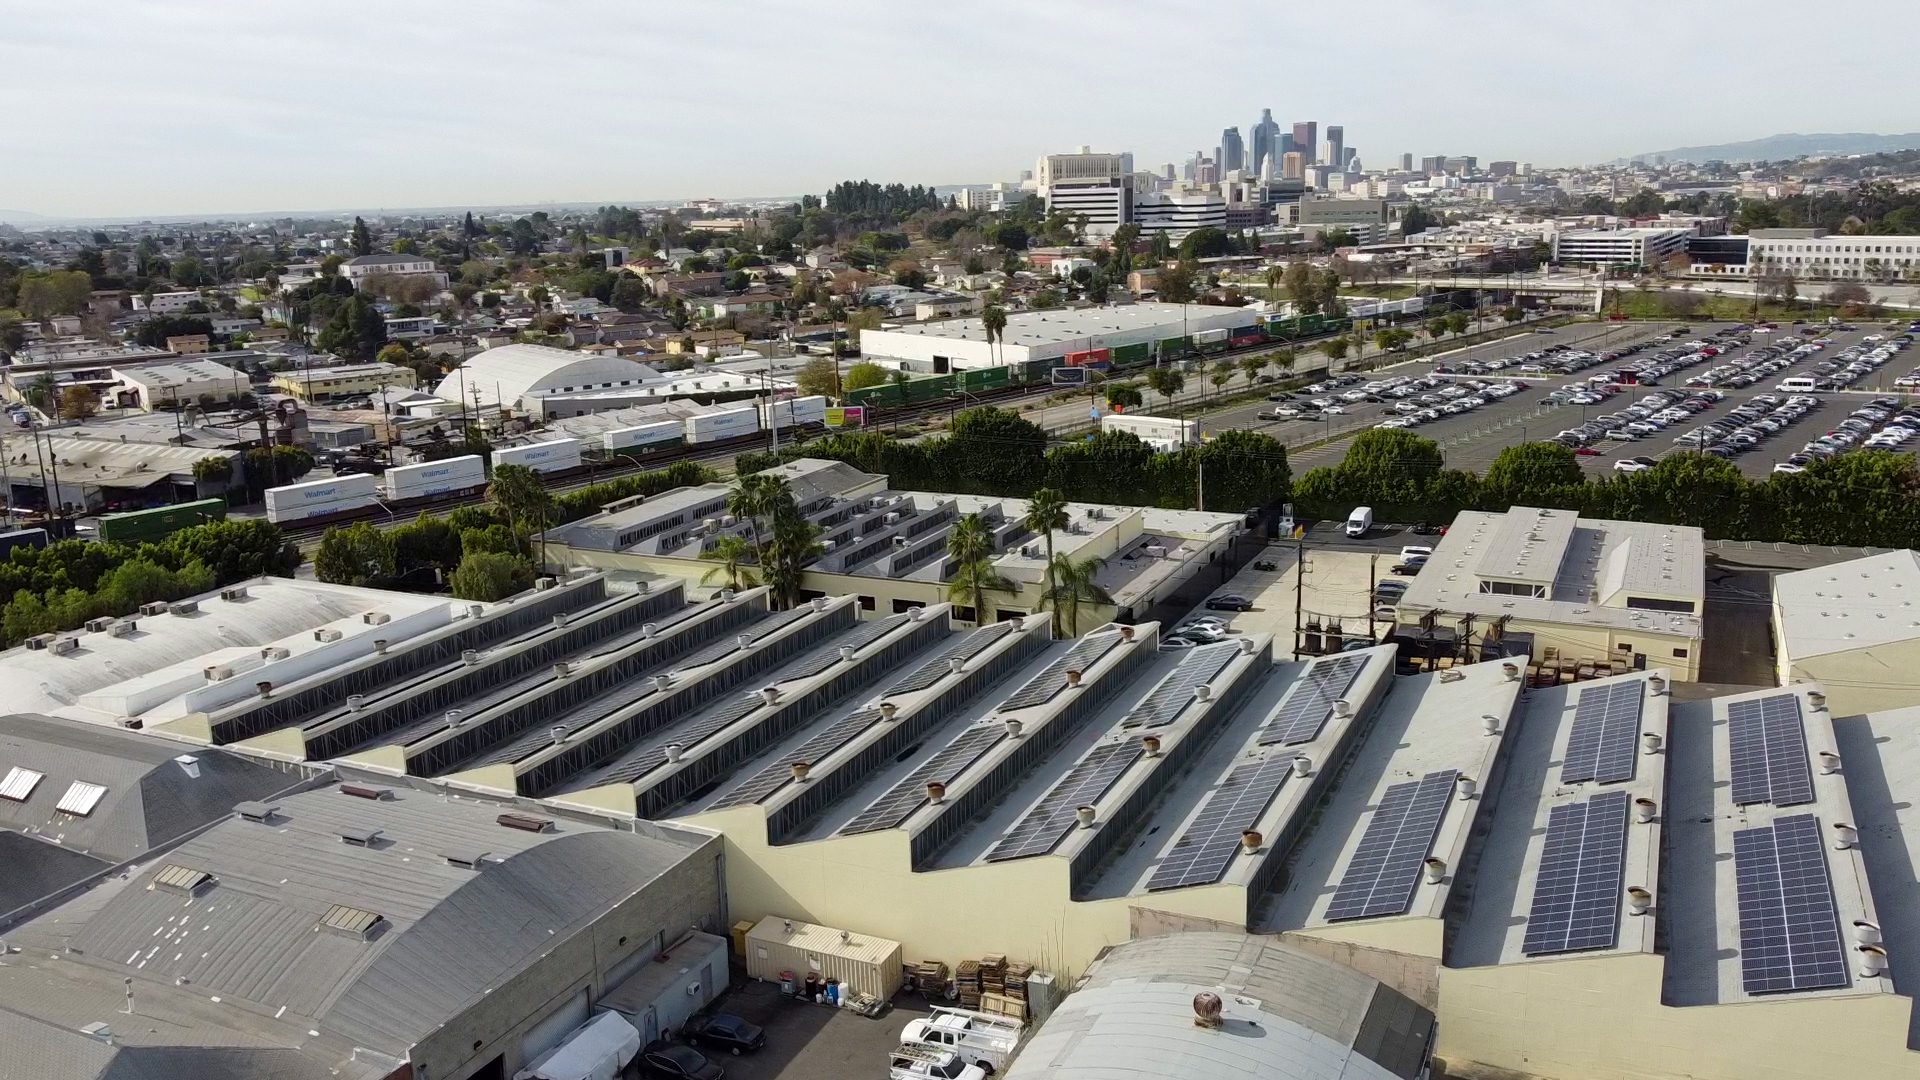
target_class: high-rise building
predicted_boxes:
[1250,110,1280,180]
[1282,151,1305,181]
[1400,153,1414,172]
[1037,151,1132,236]
[1279,133,1297,161]
[1325,126,1344,174]
[1292,121,1318,165]
[1420,155,1447,174]
[1220,127,1245,173]
[1342,148,1358,171]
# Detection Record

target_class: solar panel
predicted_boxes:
[709,710,885,809]
[596,691,767,785]
[887,622,1017,696]
[996,631,1122,712]
[1121,643,1240,730]
[780,615,910,680]
[672,607,812,672]
[837,725,1008,835]
[1734,814,1848,994]
[1560,681,1645,785]
[1145,754,1294,890]
[55,781,108,817]
[1258,654,1368,746]
[1324,770,1458,921]
[1728,695,1815,807]
[984,742,1143,862]
[1521,790,1630,955]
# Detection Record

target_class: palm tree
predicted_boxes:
[727,472,778,565]
[1263,264,1284,302]
[982,304,1007,370]
[946,512,1011,623]
[1022,489,1071,636]
[1043,554,1113,637]
[701,534,758,591]
[762,495,821,609]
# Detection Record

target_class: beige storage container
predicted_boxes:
[743,916,903,1001]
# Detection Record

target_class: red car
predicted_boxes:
[1573,447,1602,456]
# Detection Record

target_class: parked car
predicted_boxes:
[1205,594,1255,612]
[642,1043,725,1080]
[1158,634,1199,651]
[683,1014,765,1056]
[1390,557,1426,575]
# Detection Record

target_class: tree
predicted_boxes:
[314,294,387,359]
[797,356,842,398]
[1042,554,1112,637]
[842,362,889,392]
[700,534,758,591]
[314,522,396,587]
[350,216,374,257]
[1104,383,1144,411]
[1177,228,1232,260]
[1263,264,1284,301]
[449,551,535,602]
[982,304,1008,368]
[1023,489,1071,637]
[488,464,555,566]
[945,512,1011,622]
[1283,261,1318,314]
[391,514,464,585]
[1483,442,1585,506]
[1321,337,1350,365]
[1156,263,1197,304]
[1239,353,1268,386]
[1400,203,1438,237]
[1823,281,1873,311]
[1144,366,1185,401]
[16,270,93,321]
[59,385,98,420]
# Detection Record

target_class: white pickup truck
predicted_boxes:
[889,1045,990,1080]
[900,1006,1022,1073]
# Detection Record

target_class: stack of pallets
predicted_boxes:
[912,961,949,995]
[1003,961,1033,1003]
[956,960,983,1007]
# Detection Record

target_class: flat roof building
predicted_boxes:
[272,361,418,402]
[1551,226,1691,266]
[107,358,251,411]
[859,302,1257,371]
[1770,549,1920,716]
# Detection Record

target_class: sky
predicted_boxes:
[4,0,1918,220]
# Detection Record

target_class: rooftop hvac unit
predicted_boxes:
[203,665,234,681]
[722,514,737,526]
[361,611,390,626]
[870,496,889,510]
[84,616,114,633]
[703,518,720,530]
[313,628,342,642]
[49,637,79,656]
[497,811,555,833]
[535,576,555,591]
[233,801,279,823]
[107,620,137,638]
[24,633,52,651]
[259,646,290,661]
[139,602,170,617]
[1020,544,1039,558]
[338,782,393,801]
[220,586,248,601]
[167,600,198,616]
[820,540,836,552]
[884,512,900,524]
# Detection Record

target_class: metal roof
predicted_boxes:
[1772,549,1920,660]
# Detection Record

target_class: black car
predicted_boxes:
[683,1014,765,1056]
[1205,594,1255,612]
[643,1043,724,1080]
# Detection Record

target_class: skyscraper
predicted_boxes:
[1400,153,1414,172]
[1325,126,1344,173]
[1250,110,1280,179]
[1292,121,1318,165]
[1220,127,1245,173]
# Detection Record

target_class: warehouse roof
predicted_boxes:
[866,302,1252,347]
[1004,932,1432,1080]
[3,433,237,488]
[1772,549,1920,660]
[110,358,249,389]
[431,344,661,408]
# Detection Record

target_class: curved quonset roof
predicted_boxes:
[1006,932,1432,1080]
[432,344,661,409]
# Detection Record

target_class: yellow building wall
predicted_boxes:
[1290,914,1444,960]
[1438,954,1920,1080]
[1504,617,1701,682]
[1780,641,1920,717]
[684,804,1250,980]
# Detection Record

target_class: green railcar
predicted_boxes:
[97,498,228,544]
[908,374,957,402]
[1297,314,1327,336]
[1112,342,1151,367]
[1157,335,1193,359]
[1020,358,1057,383]
[972,366,1010,390]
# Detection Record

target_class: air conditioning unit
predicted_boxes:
[1020,544,1039,558]
[167,600,199,616]
[259,647,290,661]
[820,540,837,552]
[702,518,720,530]
[361,611,390,626]
[139,602,170,617]
[107,620,137,638]
[313,628,342,643]
[204,665,235,681]
[883,512,900,525]
[84,617,114,633]
[721,514,737,526]
[24,634,53,651]
[49,637,79,656]
[220,586,248,601]
[535,576,555,591]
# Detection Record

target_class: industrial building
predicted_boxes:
[1389,506,1705,681]
[272,361,419,402]
[1770,549,1920,716]
[542,457,1248,627]
[858,302,1257,371]
[431,343,665,412]
[105,358,252,411]
[1550,226,1692,266]
[0,428,239,513]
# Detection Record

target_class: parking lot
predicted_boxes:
[1203,318,1920,480]
[672,980,934,1080]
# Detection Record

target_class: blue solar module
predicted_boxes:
[1145,754,1294,890]
[1521,790,1630,955]
[1728,695,1814,807]
[984,742,1142,862]
[1560,681,1644,785]
[1120,643,1240,729]
[1734,814,1849,994]
[1258,654,1368,746]
[708,710,884,809]
[996,632,1122,712]
[886,622,1016,695]
[837,725,1009,836]
[1324,770,1458,921]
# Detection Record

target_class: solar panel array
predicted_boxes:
[1145,754,1294,891]
[887,622,1017,695]
[709,710,885,809]
[1324,770,1459,921]
[1257,654,1368,746]
[1521,790,1631,955]
[597,691,767,785]
[984,742,1143,862]
[672,607,812,672]
[996,632,1122,712]
[1734,814,1849,994]
[1120,643,1240,730]
[1728,694,1815,807]
[1560,681,1645,785]
[837,725,1008,836]
[779,615,910,680]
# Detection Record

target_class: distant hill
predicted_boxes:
[0,209,43,225]
[1630,132,1920,164]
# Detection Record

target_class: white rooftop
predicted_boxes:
[869,302,1247,347]
[1773,550,1920,660]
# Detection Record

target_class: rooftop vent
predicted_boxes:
[318,904,385,940]
[338,782,393,801]
[497,811,555,833]
[139,602,169,617]
[234,800,279,823]
[49,637,79,656]
[203,664,234,681]
[23,633,53,650]
[84,616,114,633]
[362,611,390,626]
[443,848,491,870]
[0,766,45,802]
[167,601,198,616]
[259,646,290,661]
[338,825,384,847]
[220,586,248,601]
[55,781,107,816]
[152,864,214,896]
[313,627,341,642]
[1193,991,1224,1030]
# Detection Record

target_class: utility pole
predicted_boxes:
[1292,534,1306,659]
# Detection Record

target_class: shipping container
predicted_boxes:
[264,473,381,511]
[1191,329,1230,346]
[0,528,48,558]
[493,438,583,473]
[907,374,956,403]
[1157,335,1192,358]
[1111,342,1151,367]
[759,395,829,430]
[264,493,379,525]
[683,406,760,444]
[743,916,902,1001]
[384,454,485,500]
[972,366,1010,390]
[1064,347,1112,367]
[602,421,684,452]
[1229,333,1265,348]
[96,498,229,544]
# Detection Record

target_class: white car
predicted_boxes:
[1322,404,1347,414]
[1399,545,1433,561]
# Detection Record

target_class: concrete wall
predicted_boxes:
[1436,953,1920,1080]
[1777,641,1920,718]
[420,831,725,1080]
[1278,934,1441,1012]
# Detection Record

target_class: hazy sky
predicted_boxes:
[5,0,1917,219]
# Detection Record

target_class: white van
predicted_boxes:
[1346,506,1374,538]
[1776,376,1820,392]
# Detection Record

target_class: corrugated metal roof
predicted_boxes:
[0,765,45,800]
[744,915,900,966]
[56,781,109,816]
